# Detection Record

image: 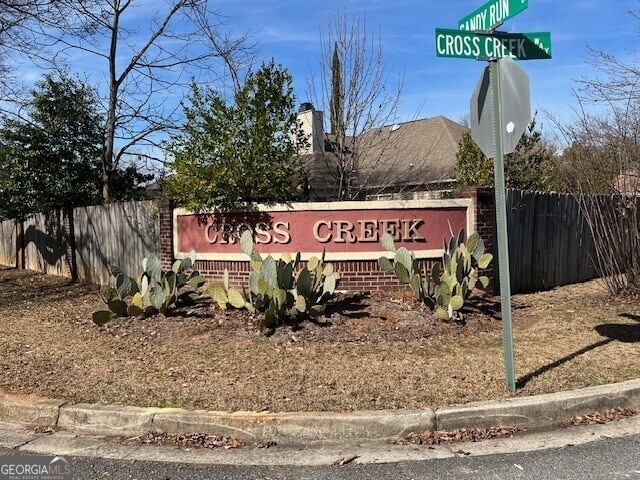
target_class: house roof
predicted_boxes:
[300,115,468,200]
[357,116,468,190]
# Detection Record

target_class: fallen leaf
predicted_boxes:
[336,455,359,466]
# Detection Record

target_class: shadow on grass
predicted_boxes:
[0,268,95,308]
[325,292,371,320]
[517,318,640,389]
[463,294,501,321]
[516,338,613,389]
[596,317,640,343]
[619,312,640,323]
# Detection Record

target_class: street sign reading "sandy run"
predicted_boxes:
[435,29,551,60]
[459,0,529,32]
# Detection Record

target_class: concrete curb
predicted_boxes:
[2,379,640,443]
[435,379,640,431]
[0,392,65,428]
[54,403,435,442]
[150,409,435,442]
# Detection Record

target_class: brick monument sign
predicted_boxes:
[158,188,494,291]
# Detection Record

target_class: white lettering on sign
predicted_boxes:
[312,219,425,244]
[436,32,481,58]
[437,32,528,59]
[459,10,488,31]
[489,0,510,27]
[459,0,511,31]
[484,36,526,59]
[533,37,551,54]
[205,221,291,245]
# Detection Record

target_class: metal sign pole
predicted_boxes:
[437,0,551,393]
[490,59,516,392]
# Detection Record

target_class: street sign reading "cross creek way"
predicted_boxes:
[459,0,529,32]
[435,29,551,60]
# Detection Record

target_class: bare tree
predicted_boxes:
[555,111,640,294]
[12,0,254,200]
[551,11,640,294]
[307,9,406,201]
[0,1,72,100]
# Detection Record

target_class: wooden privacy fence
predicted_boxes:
[505,189,599,293]
[0,191,602,293]
[0,201,160,285]
[74,201,161,284]
[23,210,74,277]
[0,219,16,266]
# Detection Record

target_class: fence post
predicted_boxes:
[15,220,24,270]
[64,208,78,280]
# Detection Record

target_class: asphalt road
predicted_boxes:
[2,430,639,480]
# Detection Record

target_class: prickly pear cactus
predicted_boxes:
[93,250,204,326]
[239,230,340,331]
[205,269,248,310]
[379,230,492,321]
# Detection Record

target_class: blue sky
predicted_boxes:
[14,0,637,151]
[216,0,638,136]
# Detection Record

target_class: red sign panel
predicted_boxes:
[174,199,473,261]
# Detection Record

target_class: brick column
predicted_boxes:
[157,199,175,271]
[454,187,496,291]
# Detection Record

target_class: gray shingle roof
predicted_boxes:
[300,116,468,200]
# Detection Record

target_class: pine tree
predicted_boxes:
[329,43,343,136]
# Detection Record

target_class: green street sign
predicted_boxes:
[459,0,529,32]
[435,29,551,60]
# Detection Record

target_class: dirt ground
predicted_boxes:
[0,267,638,413]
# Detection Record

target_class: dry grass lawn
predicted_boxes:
[0,267,638,413]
